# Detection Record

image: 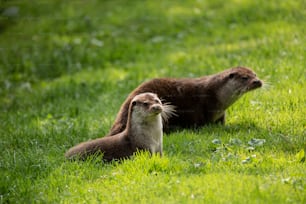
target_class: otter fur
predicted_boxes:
[65,93,175,161]
[109,67,262,135]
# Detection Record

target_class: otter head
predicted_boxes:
[130,93,163,124]
[227,67,262,93]
[218,67,263,108]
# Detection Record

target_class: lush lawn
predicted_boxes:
[0,0,305,203]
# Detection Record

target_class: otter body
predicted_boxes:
[110,67,262,135]
[65,93,175,161]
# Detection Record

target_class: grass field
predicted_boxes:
[0,0,305,203]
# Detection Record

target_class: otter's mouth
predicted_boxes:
[150,105,163,114]
[247,79,262,91]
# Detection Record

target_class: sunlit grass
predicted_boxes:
[0,0,305,203]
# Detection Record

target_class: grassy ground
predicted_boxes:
[0,0,305,203]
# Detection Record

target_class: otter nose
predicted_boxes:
[252,80,262,87]
[151,105,162,113]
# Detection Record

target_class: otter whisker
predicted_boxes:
[161,103,177,122]
[262,81,272,90]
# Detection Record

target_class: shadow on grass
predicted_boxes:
[165,121,302,158]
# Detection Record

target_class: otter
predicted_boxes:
[109,66,262,135]
[65,92,175,161]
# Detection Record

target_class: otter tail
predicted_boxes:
[65,140,99,160]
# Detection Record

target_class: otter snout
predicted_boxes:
[150,104,163,114]
[252,79,262,88]
[247,79,262,91]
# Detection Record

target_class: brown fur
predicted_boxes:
[109,67,262,135]
[65,93,175,161]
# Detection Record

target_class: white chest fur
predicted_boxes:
[131,114,163,156]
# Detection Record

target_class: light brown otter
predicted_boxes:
[65,92,175,161]
[109,66,262,135]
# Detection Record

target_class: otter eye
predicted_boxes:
[154,99,160,104]
[229,73,235,79]
[242,76,249,81]
[142,102,149,107]
[132,101,137,106]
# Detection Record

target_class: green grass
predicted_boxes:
[0,0,305,203]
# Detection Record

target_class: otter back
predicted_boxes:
[109,67,262,135]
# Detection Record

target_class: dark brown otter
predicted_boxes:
[109,66,262,135]
[65,92,175,161]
